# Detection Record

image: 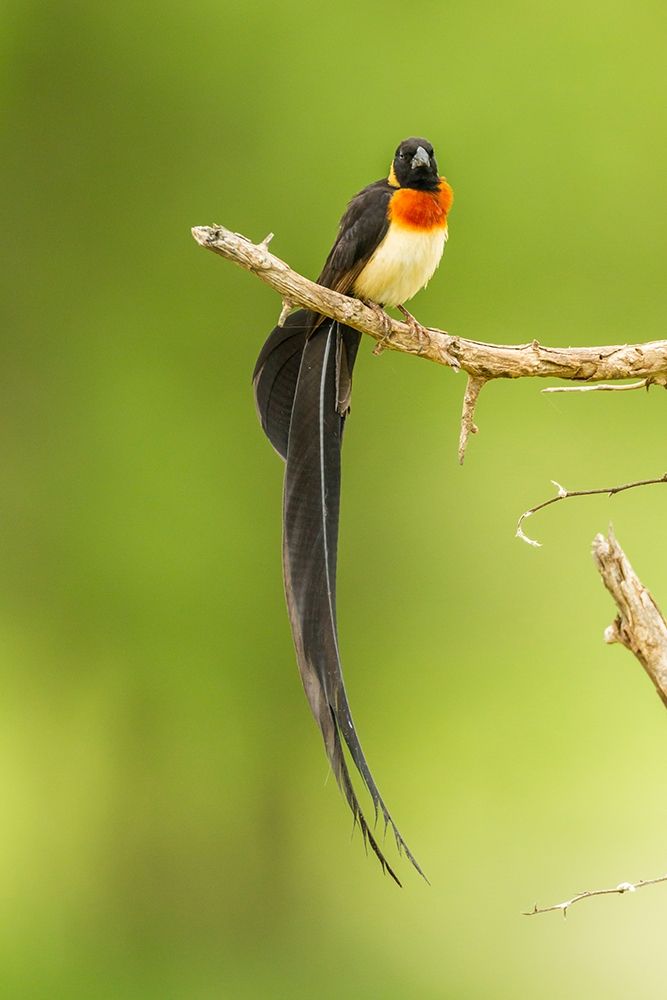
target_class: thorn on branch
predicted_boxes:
[603,619,622,645]
[278,298,294,327]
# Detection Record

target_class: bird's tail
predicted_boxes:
[252,310,312,461]
[254,313,426,885]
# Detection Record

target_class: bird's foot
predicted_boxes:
[397,305,432,355]
[366,303,394,356]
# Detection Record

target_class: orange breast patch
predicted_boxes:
[389,179,453,231]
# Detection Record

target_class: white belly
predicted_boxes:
[353,225,447,307]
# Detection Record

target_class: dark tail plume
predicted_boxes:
[253,314,425,884]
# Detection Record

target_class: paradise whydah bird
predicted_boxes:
[253,138,453,885]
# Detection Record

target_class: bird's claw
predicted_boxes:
[398,305,432,356]
[367,303,394,356]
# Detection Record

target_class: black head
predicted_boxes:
[390,137,439,190]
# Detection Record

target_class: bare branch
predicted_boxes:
[192,225,460,368]
[524,874,667,917]
[593,528,667,707]
[516,474,667,547]
[192,225,667,384]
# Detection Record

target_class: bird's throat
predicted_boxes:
[389,181,453,231]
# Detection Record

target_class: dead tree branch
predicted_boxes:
[593,528,667,707]
[192,224,667,458]
[192,225,667,383]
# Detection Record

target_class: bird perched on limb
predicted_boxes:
[253,137,453,885]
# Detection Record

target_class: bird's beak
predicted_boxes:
[410,146,430,170]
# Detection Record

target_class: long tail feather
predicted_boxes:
[280,320,426,883]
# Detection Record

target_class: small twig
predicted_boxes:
[542,379,651,393]
[516,474,667,547]
[458,375,486,464]
[524,874,667,917]
[593,527,667,706]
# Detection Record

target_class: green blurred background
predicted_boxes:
[4,1,667,996]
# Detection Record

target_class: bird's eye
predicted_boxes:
[397,152,405,160]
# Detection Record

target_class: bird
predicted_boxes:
[252,137,453,885]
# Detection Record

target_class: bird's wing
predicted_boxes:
[317,180,393,294]
[282,320,425,884]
